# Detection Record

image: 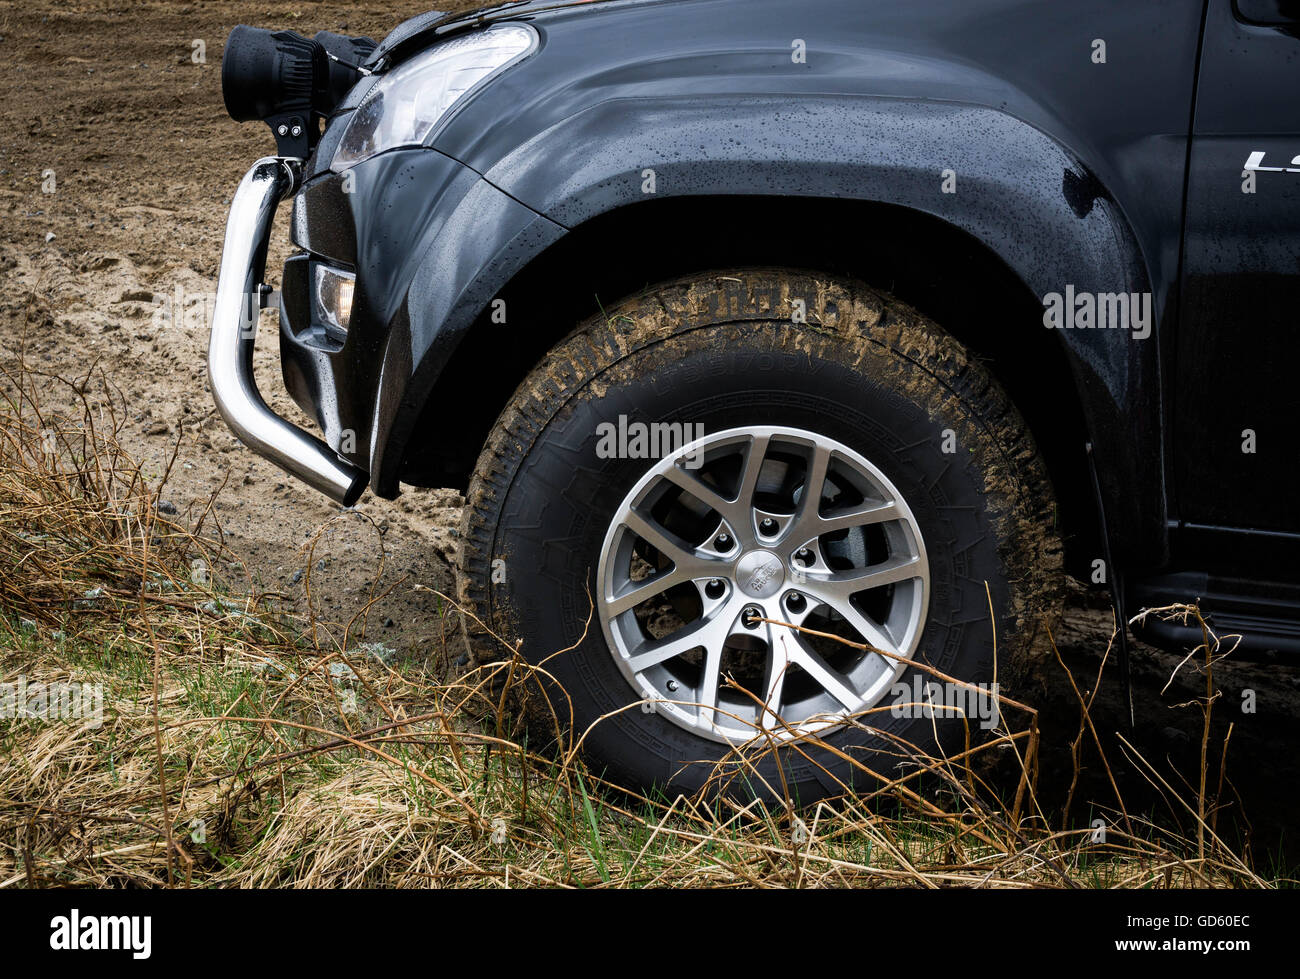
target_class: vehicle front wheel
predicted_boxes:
[459,269,1061,801]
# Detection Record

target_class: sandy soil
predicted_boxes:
[0,1,482,667]
[0,0,1295,864]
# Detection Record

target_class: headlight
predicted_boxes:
[331,23,536,172]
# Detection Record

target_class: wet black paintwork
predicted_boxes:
[278,0,1298,587]
[1176,0,1300,534]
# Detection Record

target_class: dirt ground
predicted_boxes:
[0,1,1295,868]
[0,0,479,664]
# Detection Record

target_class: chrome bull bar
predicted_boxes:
[207,157,368,507]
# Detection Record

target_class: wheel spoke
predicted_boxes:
[831,601,900,660]
[623,509,700,567]
[626,615,725,673]
[696,642,723,729]
[807,553,922,603]
[761,632,793,730]
[785,441,903,542]
[610,508,717,614]
[605,565,689,617]
[734,434,771,520]
[789,644,861,711]
[789,442,832,532]
[661,464,738,522]
[815,499,900,535]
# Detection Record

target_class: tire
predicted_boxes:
[458,269,1061,802]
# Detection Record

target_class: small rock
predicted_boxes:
[289,569,304,585]
[383,617,396,629]
[315,559,326,572]
[44,232,55,243]
[157,500,178,515]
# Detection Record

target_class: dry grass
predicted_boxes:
[0,356,1281,888]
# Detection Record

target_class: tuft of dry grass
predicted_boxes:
[0,357,1283,889]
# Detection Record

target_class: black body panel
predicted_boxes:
[1175,0,1300,533]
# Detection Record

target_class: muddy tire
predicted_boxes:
[458,269,1061,801]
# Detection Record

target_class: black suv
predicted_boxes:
[209,0,1300,799]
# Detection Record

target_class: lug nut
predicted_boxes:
[714,533,732,550]
[742,606,762,629]
[794,547,813,566]
[786,592,807,614]
[666,679,679,692]
[704,579,725,600]
[760,518,778,535]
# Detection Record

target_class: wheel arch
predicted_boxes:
[396,194,1105,577]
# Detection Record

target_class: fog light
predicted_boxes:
[312,264,355,340]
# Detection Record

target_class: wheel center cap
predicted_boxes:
[735,549,785,599]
